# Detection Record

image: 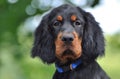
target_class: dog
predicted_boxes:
[31,4,110,79]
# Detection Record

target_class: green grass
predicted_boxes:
[97,34,120,79]
[98,35,120,79]
[98,52,120,79]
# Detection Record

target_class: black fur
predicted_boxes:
[32,15,56,63]
[31,4,110,79]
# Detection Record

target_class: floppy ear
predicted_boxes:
[31,15,56,64]
[77,7,105,59]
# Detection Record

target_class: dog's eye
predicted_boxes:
[53,21,61,27]
[74,20,82,27]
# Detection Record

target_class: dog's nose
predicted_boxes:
[62,36,74,42]
[61,34,74,42]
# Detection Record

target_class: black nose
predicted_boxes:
[61,36,74,42]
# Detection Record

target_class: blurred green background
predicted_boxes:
[0,0,120,79]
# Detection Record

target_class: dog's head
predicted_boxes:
[32,4,105,64]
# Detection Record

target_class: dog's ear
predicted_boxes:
[77,7,105,59]
[31,14,55,64]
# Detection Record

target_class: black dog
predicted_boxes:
[32,4,110,79]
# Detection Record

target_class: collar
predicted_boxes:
[55,59,82,73]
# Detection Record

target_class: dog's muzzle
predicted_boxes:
[55,32,82,63]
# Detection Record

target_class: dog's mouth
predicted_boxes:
[62,49,77,59]
[62,49,74,56]
[62,49,75,60]
[56,48,81,63]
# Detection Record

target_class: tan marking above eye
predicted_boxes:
[71,15,77,21]
[57,15,63,21]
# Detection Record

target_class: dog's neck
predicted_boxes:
[55,59,82,73]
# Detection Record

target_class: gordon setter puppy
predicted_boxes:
[32,4,110,79]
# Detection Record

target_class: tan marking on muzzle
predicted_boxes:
[55,32,65,59]
[71,31,82,58]
[55,32,82,63]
